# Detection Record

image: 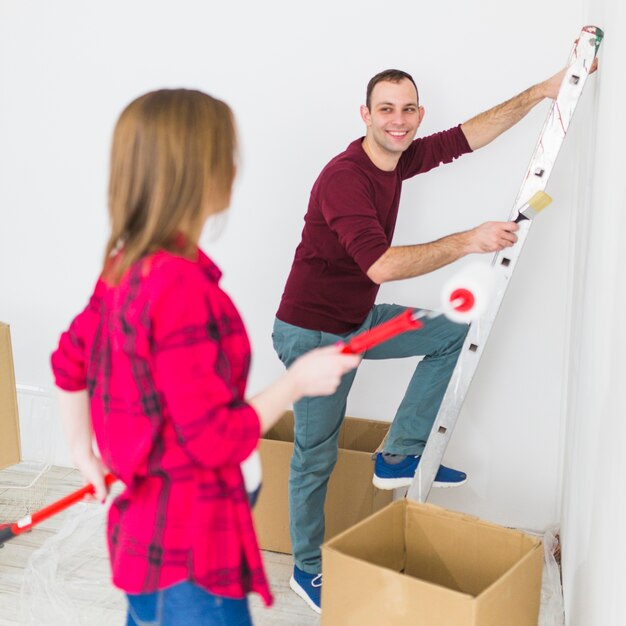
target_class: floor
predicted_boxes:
[0,465,318,626]
[0,463,562,626]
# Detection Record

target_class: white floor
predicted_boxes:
[0,465,318,626]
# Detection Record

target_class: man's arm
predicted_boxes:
[461,69,565,151]
[366,220,518,284]
[368,63,599,284]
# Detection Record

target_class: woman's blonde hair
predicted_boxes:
[104,89,237,283]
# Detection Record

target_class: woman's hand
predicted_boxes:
[73,450,109,503]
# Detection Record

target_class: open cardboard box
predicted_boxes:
[0,322,21,469]
[253,411,393,553]
[322,499,543,626]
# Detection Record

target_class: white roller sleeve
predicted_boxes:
[441,262,496,323]
[240,449,262,495]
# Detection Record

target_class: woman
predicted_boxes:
[51,89,359,625]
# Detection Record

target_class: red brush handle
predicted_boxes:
[7,473,118,537]
[341,309,423,354]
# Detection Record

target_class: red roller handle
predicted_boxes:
[0,473,118,545]
[341,309,423,354]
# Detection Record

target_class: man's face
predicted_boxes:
[361,79,424,155]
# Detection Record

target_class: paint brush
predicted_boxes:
[513,191,553,223]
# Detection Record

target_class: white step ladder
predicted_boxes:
[407,25,604,503]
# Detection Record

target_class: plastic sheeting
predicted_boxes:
[539,526,565,626]
[20,502,125,626]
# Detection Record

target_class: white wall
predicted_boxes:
[560,1,625,624]
[0,0,590,533]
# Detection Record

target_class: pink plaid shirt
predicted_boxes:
[51,248,272,605]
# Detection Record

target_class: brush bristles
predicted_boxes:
[527,191,552,213]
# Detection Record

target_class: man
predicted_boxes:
[272,67,565,614]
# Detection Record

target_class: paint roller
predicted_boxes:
[341,262,496,354]
[0,473,118,547]
[440,262,496,324]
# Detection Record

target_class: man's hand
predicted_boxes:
[461,58,599,150]
[540,59,598,100]
[540,69,566,100]
[465,221,519,254]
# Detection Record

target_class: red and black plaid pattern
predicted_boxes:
[51,249,271,606]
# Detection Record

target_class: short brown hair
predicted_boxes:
[104,89,237,283]
[366,69,419,109]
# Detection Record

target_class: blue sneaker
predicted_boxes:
[373,453,467,490]
[290,565,322,614]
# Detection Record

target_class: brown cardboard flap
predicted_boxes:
[264,411,390,452]
[264,411,295,443]
[321,545,474,626]
[0,323,21,469]
[474,544,543,625]
[325,498,407,573]
[404,502,540,596]
[338,417,390,452]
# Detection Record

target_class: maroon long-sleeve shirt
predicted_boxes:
[276,126,472,334]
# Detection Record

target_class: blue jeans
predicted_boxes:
[126,582,253,626]
[272,304,468,573]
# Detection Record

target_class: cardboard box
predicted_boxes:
[0,323,21,469]
[322,499,543,626]
[253,411,393,553]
